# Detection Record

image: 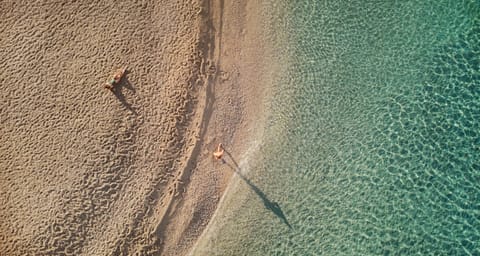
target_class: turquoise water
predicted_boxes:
[194,1,479,255]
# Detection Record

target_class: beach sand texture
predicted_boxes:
[0,0,217,255]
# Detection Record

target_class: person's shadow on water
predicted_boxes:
[110,70,137,115]
[223,149,292,229]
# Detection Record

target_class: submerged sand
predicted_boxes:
[0,0,265,255]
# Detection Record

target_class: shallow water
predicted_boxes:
[194,1,479,255]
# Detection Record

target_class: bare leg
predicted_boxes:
[104,82,114,90]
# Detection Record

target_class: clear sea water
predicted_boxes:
[193,1,479,255]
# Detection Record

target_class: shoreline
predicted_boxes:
[159,0,270,255]
[186,1,296,254]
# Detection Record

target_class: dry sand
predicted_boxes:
[1,0,265,255]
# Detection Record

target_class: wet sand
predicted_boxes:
[0,0,265,255]
[159,1,270,255]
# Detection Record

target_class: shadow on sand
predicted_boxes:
[223,150,292,229]
[110,71,137,115]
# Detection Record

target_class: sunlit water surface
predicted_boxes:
[193,1,479,255]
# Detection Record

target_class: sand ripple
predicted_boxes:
[0,1,211,255]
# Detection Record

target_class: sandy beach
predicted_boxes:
[0,0,265,255]
[0,0,263,255]
[158,1,271,254]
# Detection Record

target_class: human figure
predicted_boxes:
[213,143,224,160]
[104,67,127,90]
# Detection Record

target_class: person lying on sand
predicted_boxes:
[213,143,224,160]
[104,67,127,90]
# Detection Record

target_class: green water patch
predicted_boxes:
[193,1,479,255]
